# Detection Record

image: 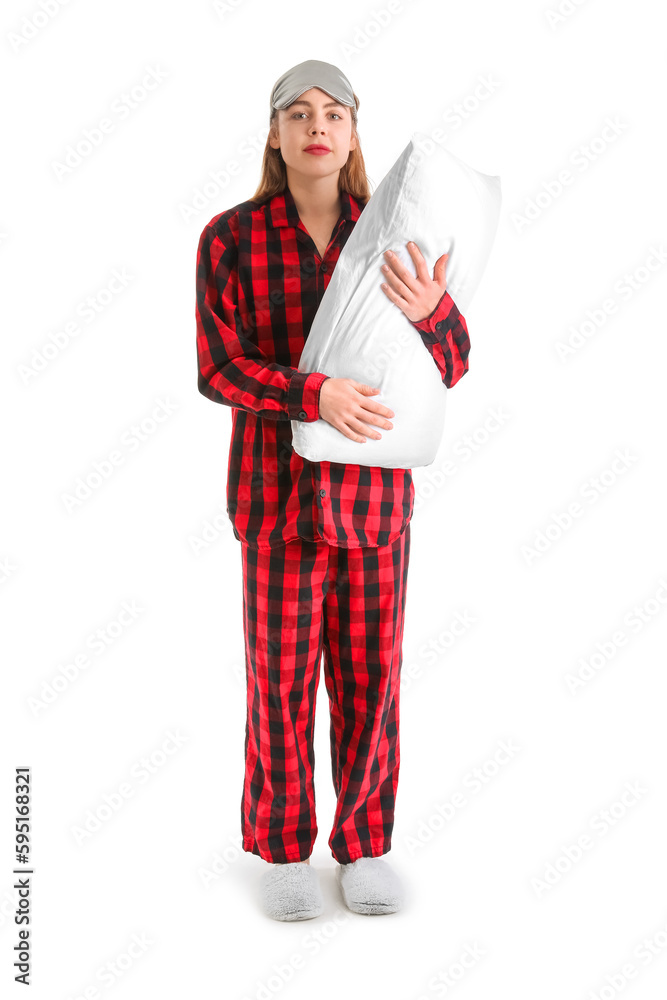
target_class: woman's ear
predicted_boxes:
[268,117,281,151]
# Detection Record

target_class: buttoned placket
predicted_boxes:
[295,213,348,543]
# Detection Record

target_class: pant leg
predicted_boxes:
[322,522,411,864]
[239,536,329,863]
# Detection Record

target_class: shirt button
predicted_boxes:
[321,262,328,272]
[436,321,444,331]
[319,489,326,497]
[298,410,307,420]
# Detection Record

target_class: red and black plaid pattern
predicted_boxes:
[240,525,411,865]
[195,186,470,550]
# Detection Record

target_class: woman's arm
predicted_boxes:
[380,243,471,388]
[196,220,329,421]
[409,289,471,389]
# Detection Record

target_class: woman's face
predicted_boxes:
[270,87,357,182]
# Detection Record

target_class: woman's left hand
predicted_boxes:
[380,241,449,323]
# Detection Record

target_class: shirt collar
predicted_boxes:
[266,185,363,230]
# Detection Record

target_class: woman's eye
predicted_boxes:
[291,112,342,120]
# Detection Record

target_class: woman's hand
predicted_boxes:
[380,241,449,323]
[319,378,394,444]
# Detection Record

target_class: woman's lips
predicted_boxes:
[304,148,330,155]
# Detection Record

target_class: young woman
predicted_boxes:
[195,59,470,921]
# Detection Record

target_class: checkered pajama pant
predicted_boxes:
[239,524,411,865]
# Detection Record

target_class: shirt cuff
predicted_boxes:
[288,371,330,422]
[410,288,461,342]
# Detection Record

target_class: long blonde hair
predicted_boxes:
[250,97,371,207]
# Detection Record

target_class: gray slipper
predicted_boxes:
[259,863,324,921]
[336,857,405,914]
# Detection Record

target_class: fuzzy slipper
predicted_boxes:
[336,857,405,914]
[259,863,324,921]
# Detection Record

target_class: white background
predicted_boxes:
[2,0,666,998]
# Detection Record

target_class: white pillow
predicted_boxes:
[291,132,501,469]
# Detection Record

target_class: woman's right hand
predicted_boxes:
[318,378,394,443]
